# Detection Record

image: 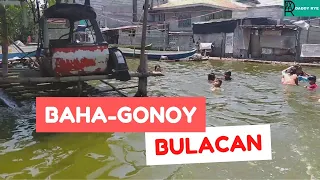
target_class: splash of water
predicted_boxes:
[0,89,19,108]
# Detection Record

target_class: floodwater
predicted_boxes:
[0,60,320,179]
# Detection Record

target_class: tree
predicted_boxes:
[48,0,57,6]
[0,2,36,43]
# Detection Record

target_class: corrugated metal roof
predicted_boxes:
[193,17,268,24]
[193,18,239,24]
[152,0,247,10]
[103,25,140,31]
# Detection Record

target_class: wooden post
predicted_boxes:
[296,27,301,61]
[84,0,90,6]
[306,17,310,43]
[0,4,9,77]
[132,0,137,22]
[134,0,149,97]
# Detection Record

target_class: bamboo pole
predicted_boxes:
[134,0,149,97]
[99,80,128,97]
[0,72,163,84]
[0,4,8,77]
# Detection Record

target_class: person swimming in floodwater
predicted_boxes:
[211,79,222,91]
[224,71,232,81]
[294,65,310,77]
[293,65,311,82]
[304,75,318,91]
[208,72,216,83]
[281,66,298,86]
[153,65,162,74]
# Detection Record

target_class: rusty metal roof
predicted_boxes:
[240,25,297,29]
[152,0,247,10]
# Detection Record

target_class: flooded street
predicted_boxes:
[0,59,320,179]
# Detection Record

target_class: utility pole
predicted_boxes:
[0,4,8,77]
[134,0,149,97]
[132,0,137,22]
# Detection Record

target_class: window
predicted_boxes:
[223,10,232,19]
[178,13,191,28]
[201,13,215,21]
[159,13,165,21]
[73,20,96,43]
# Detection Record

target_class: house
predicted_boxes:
[192,17,296,60]
[102,25,167,50]
[75,0,168,28]
[193,2,320,62]
[148,0,247,50]
[193,18,298,61]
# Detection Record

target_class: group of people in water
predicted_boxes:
[281,65,318,91]
[206,64,318,96]
[154,64,317,101]
[207,71,232,91]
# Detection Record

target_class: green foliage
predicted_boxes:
[0,3,36,43]
[48,0,57,7]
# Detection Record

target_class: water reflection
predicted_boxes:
[0,60,319,179]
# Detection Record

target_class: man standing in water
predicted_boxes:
[281,66,298,85]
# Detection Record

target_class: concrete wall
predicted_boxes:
[151,6,230,32]
[193,33,225,56]
[118,28,167,49]
[301,44,320,57]
[300,18,320,44]
[233,26,250,58]
[168,33,194,51]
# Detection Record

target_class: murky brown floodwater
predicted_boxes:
[0,59,319,179]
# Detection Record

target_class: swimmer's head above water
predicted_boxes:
[213,79,222,88]
[294,65,303,75]
[308,75,317,85]
[154,65,162,72]
[208,72,216,81]
[224,71,232,81]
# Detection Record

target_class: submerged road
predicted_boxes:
[0,59,319,179]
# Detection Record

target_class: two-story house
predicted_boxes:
[148,0,246,50]
[75,0,168,28]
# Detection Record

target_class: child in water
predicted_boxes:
[304,75,318,91]
[224,71,232,81]
[211,79,222,91]
[208,72,216,83]
[153,65,162,74]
